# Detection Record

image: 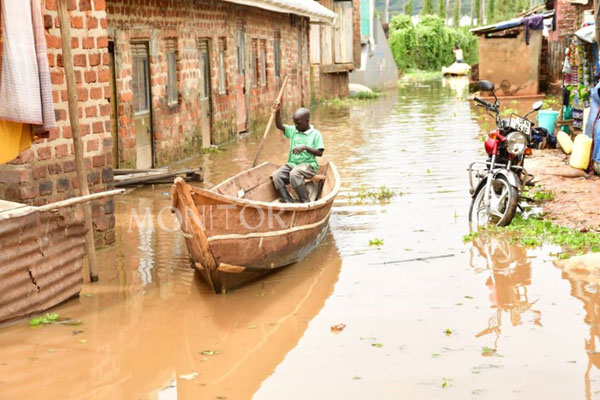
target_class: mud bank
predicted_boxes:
[527,149,600,231]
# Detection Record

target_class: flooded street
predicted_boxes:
[1,78,600,399]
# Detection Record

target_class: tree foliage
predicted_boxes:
[388,14,478,71]
[437,0,446,19]
[474,0,481,24]
[452,0,460,27]
[421,0,435,14]
[405,0,414,15]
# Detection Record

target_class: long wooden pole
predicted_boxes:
[252,76,289,168]
[57,0,100,282]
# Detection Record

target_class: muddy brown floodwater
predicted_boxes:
[1,77,600,399]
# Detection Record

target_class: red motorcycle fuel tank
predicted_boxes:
[484,136,496,155]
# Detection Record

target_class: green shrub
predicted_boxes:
[388,15,478,72]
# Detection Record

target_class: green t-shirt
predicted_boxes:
[284,125,324,172]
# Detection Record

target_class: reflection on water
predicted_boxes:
[1,79,600,399]
[558,256,600,399]
[470,235,540,355]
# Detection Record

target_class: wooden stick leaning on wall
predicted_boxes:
[57,0,100,282]
[252,75,289,168]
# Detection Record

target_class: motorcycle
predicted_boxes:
[468,80,545,227]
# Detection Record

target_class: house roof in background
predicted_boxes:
[470,11,554,36]
[221,0,337,23]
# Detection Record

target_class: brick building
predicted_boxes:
[105,0,336,168]
[0,0,336,248]
[0,0,116,247]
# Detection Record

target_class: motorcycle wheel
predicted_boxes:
[469,175,518,227]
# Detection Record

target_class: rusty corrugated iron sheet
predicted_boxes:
[0,205,86,323]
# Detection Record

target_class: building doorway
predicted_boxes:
[235,26,248,133]
[198,39,212,148]
[108,41,119,168]
[131,41,153,169]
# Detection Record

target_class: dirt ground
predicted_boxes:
[527,148,600,231]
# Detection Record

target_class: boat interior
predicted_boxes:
[212,162,335,203]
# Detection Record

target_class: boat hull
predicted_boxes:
[172,161,340,293]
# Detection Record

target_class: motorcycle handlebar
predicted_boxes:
[474,97,493,109]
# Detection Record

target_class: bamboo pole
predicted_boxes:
[37,190,125,212]
[57,0,100,282]
[252,76,288,168]
[252,76,289,168]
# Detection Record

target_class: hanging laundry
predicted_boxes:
[0,120,32,165]
[0,0,55,130]
[523,14,544,46]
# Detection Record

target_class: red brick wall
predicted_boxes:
[106,0,310,167]
[0,0,115,247]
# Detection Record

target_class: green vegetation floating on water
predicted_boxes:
[349,91,381,100]
[388,15,478,72]
[30,313,60,326]
[369,238,385,247]
[200,146,222,154]
[353,185,397,202]
[399,69,442,82]
[321,92,381,108]
[465,215,600,256]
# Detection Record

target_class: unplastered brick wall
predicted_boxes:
[0,0,116,247]
[106,0,309,167]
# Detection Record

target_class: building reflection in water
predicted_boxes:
[559,256,600,399]
[469,234,541,355]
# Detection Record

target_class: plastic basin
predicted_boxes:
[537,110,559,136]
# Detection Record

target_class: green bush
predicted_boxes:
[388,15,478,72]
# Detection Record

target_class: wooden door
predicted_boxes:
[131,42,153,169]
[334,1,354,64]
[198,40,212,148]
[235,28,247,133]
[108,41,119,168]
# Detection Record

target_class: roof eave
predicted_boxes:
[221,0,337,24]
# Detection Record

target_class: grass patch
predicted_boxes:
[522,186,554,204]
[543,95,560,110]
[349,91,380,100]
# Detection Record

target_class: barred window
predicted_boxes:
[218,38,227,95]
[251,39,258,88]
[131,42,150,114]
[259,40,266,87]
[166,39,178,105]
[274,31,281,78]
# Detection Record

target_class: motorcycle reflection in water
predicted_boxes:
[560,259,600,399]
[469,234,542,355]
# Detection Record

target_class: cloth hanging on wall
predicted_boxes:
[523,14,544,45]
[0,0,55,131]
[0,120,32,165]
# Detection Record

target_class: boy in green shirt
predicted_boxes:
[271,100,324,203]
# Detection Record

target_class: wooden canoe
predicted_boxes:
[171,161,340,293]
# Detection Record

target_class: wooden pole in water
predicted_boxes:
[57,0,100,282]
[252,76,289,168]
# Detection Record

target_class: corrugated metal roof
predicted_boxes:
[221,0,337,23]
[470,11,554,35]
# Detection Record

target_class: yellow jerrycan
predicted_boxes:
[557,131,573,154]
[570,134,593,170]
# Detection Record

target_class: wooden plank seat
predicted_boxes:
[306,174,326,182]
